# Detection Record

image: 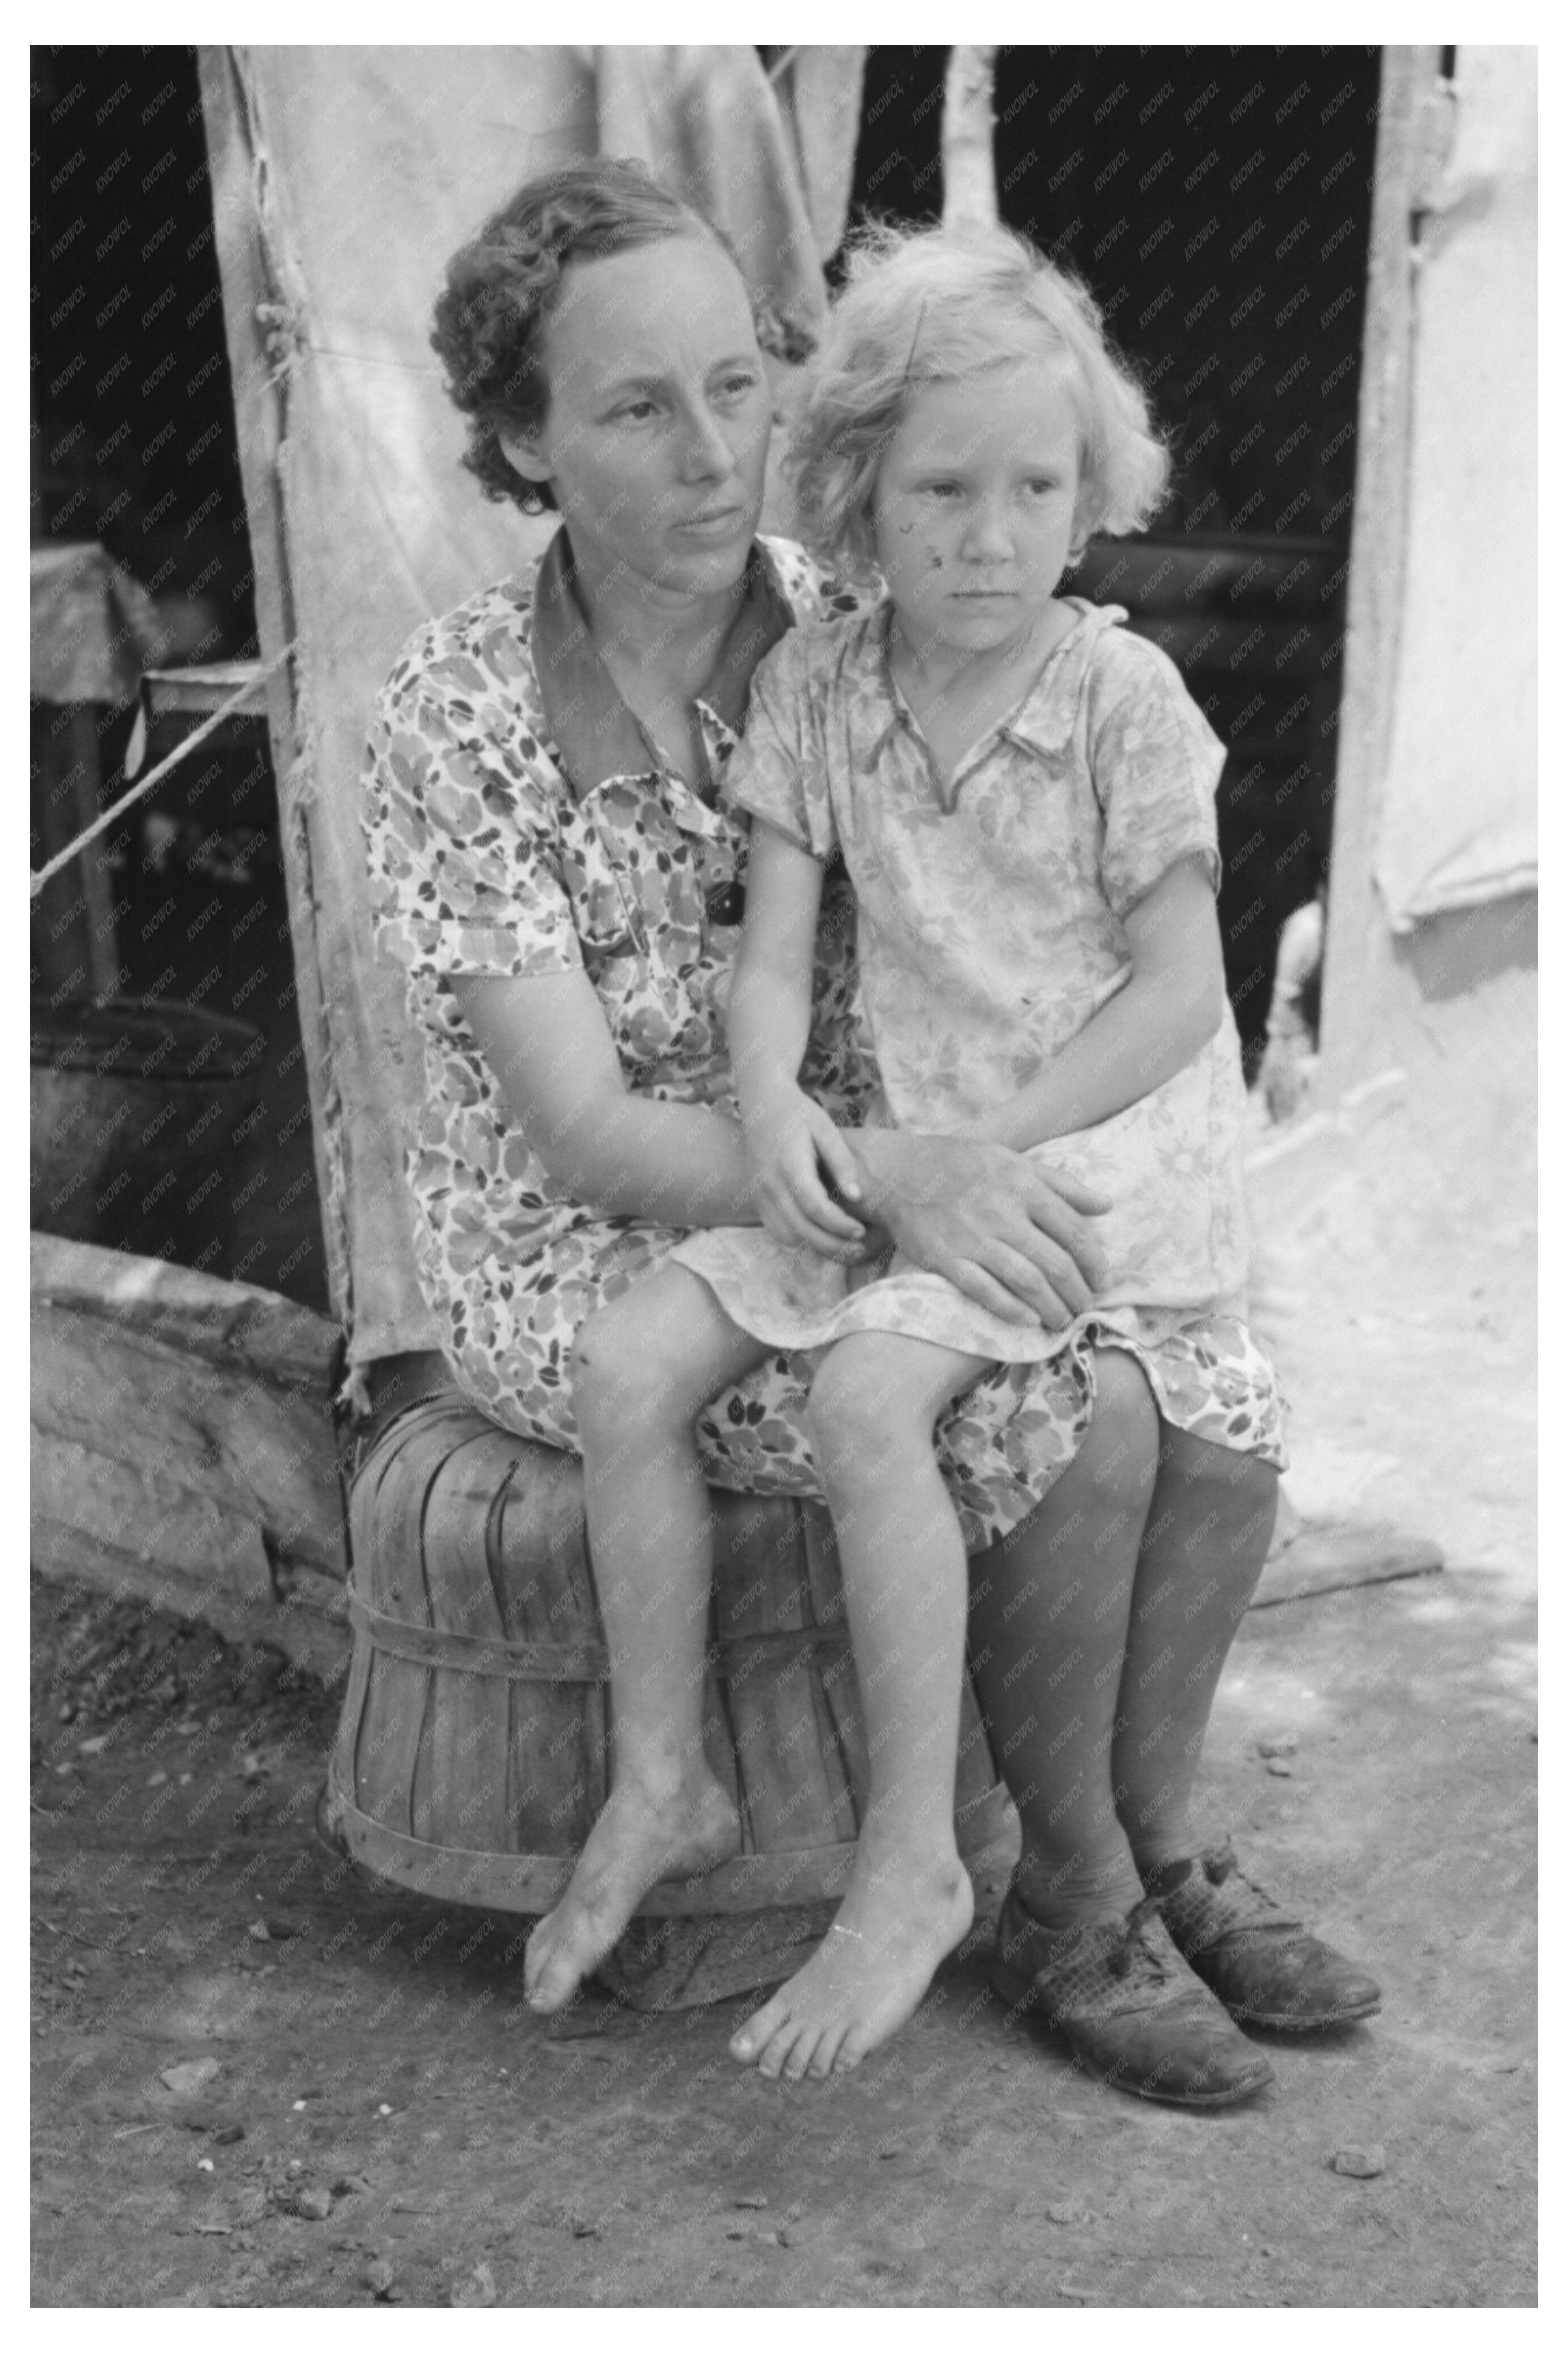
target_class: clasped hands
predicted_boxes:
[740,1082,1109,1332]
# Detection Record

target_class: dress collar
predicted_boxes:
[530,526,796,802]
[862,595,1130,781]
[994,598,1129,757]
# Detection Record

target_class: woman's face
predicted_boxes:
[500,235,772,602]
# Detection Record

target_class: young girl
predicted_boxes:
[524,225,1287,2095]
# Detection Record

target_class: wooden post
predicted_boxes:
[196,46,351,1325]
[1316,48,1444,1093]
[942,46,999,231]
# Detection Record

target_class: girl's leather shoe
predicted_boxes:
[1144,1843,1382,2031]
[991,1886,1275,2108]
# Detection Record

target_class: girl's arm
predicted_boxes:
[965,855,1227,1150]
[452,968,762,1229]
[726,819,868,1256]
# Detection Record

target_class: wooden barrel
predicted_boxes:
[325,1391,1019,2008]
[30,996,265,1263]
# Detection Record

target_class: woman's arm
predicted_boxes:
[727,820,868,1256]
[451,968,759,1229]
[965,856,1226,1151]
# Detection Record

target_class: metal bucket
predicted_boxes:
[30,995,266,1268]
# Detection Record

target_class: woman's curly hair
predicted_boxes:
[787,220,1171,584]
[431,159,729,515]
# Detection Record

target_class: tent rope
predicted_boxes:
[29,644,294,899]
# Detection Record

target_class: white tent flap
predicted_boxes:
[1373,46,1537,933]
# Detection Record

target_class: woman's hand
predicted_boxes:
[450,967,759,1229]
[848,1129,1111,1329]
[744,1085,868,1258]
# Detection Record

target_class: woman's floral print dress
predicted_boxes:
[673,601,1288,1456]
[362,538,1281,1553]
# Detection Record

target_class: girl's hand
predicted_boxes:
[745,1087,868,1258]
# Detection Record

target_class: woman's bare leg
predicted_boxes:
[1111,1430,1380,2028]
[966,1361,1278,1896]
[524,1268,772,2013]
[729,1333,990,2081]
[1111,1422,1279,1875]
[963,1349,1161,1928]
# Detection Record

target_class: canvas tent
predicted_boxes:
[1317,44,1536,1101]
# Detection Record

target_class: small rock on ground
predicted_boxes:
[160,2059,220,2097]
[449,2260,497,2307]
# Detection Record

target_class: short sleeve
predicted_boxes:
[720,628,839,864]
[1086,633,1226,919]
[362,649,582,983]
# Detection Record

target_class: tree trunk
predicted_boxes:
[942,46,999,231]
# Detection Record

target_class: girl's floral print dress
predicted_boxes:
[674,600,1287,1462]
[362,540,1282,1554]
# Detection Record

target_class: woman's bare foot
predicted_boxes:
[728,1841,974,2081]
[524,1768,740,2013]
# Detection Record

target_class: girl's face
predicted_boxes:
[870,358,1085,660]
[499,235,772,604]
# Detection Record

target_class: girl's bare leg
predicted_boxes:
[730,1333,990,2081]
[1111,1422,1279,1874]
[963,1349,1161,1928]
[524,1269,772,2013]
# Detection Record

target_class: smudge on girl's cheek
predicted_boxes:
[928,551,943,570]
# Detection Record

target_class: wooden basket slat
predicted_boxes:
[349,1406,449,1838]
[403,1419,478,1839]
[712,1506,809,1849]
[715,1502,860,1858]
[490,1437,606,1852]
[494,1445,594,1645]
[800,1509,872,1820]
[705,1503,806,1843]
[420,1428,519,1855]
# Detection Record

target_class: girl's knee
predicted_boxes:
[807,1343,948,1478]
[804,1364,860,1470]
[806,1352,893,1472]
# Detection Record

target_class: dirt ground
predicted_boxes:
[28,1561,1536,2309]
[31,1019,1536,2310]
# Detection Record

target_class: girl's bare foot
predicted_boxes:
[524,1769,740,2012]
[728,1842,974,2080]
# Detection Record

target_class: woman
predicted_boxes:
[362,160,1379,2103]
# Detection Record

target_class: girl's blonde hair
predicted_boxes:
[787,221,1170,582]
